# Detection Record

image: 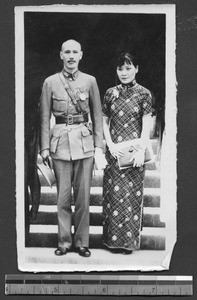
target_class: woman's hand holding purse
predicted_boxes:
[132,148,145,168]
[108,143,124,159]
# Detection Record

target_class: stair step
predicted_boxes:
[91,167,158,187]
[30,206,165,228]
[144,160,157,171]
[33,187,160,207]
[29,225,165,236]
[149,138,160,155]
[144,170,160,188]
[91,170,160,188]
[27,230,165,250]
[39,169,160,188]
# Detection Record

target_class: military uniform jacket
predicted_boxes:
[40,70,103,161]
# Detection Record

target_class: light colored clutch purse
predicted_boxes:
[116,139,154,170]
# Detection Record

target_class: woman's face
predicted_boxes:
[117,62,138,85]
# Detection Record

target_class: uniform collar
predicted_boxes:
[62,69,79,81]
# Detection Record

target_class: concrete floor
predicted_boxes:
[19,247,172,273]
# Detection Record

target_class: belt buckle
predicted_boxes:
[67,115,73,125]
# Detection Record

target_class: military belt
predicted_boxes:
[55,114,88,125]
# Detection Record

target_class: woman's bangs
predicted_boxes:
[117,57,132,68]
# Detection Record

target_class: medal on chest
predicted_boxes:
[77,88,86,101]
[79,92,86,101]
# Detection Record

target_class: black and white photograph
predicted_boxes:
[15,4,176,272]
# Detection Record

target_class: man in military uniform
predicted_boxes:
[40,39,103,257]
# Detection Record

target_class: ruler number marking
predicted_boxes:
[5,276,193,295]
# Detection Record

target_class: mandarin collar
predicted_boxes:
[62,69,79,81]
[121,79,137,90]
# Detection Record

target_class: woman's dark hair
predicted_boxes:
[115,52,138,85]
[116,52,138,68]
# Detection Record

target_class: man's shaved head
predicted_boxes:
[61,39,82,51]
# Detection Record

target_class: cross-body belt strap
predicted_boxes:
[58,72,82,114]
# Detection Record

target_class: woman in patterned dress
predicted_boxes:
[102,52,152,254]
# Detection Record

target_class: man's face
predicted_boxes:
[60,40,83,73]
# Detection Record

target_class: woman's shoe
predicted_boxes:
[122,249,133,255]
[111,248,133,255]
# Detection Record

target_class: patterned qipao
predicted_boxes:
[102,81,152,251]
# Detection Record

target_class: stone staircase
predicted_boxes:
[27,139,165,251]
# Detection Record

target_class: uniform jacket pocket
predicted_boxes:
[52,96,67,113]
[81,127,94,153]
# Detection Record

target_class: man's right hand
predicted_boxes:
[40,149,50,165]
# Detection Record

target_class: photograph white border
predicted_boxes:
[15,4,176,272]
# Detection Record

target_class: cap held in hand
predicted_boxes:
[37,154,56,188]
